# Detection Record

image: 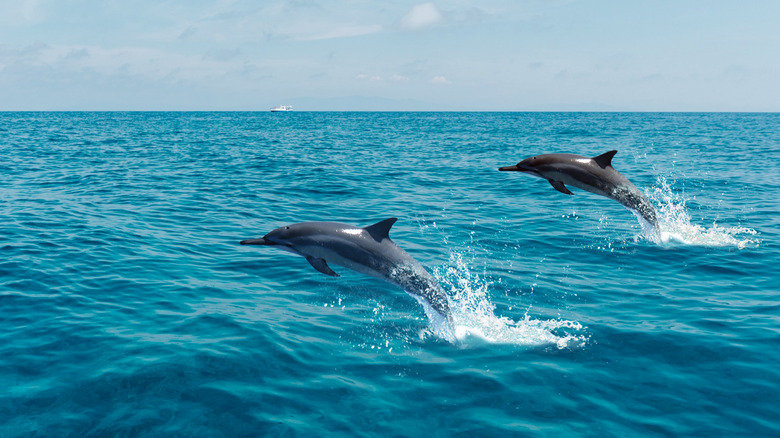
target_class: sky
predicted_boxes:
[1,0,778,111]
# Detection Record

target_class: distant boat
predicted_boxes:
[270,105,293,112]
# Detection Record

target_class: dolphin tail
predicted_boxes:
[617,190,660,228]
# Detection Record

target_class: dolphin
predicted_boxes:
[240,218,454,332]
[499,150,659,227]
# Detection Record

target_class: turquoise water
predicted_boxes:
[1,112,778,436]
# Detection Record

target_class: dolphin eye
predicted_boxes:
[285,227,290,230]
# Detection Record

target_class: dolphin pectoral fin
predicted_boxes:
[549,180,574,195]
[306,256,340,277]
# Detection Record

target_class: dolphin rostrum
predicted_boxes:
[499,150,659,228]
[240,218,454,332]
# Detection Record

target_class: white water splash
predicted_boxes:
[432,253,587,349]
[642,178,759,249]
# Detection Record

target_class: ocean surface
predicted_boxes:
[1,112,778,437]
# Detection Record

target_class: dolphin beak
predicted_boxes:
[499,164,534,172]
[240,238,275,245]
[499,163,535,173]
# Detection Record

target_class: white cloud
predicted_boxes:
[354,74,414,83]
[356,74,382,81]
[401,3,442,30]
[8,0,43,22]
[0,41,239,83]
[299,24,382,41]
[429,75,450,84]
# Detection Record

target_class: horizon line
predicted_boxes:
[1,110,778,114]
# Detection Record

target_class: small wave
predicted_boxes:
[643,178,759,249]
[432,253,587,349]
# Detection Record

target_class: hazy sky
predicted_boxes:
[1,0,778,111]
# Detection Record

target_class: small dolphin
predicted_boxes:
[499,150,659,227]
[240,218,454,331]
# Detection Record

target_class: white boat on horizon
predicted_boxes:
[270,105,293,112]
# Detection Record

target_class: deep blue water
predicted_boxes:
[1,112,778,437]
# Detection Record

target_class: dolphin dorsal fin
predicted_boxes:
[363,217,397,242]
[592,150,618,168]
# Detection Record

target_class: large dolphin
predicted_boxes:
[240,218,454,332]
[499,150,659,227]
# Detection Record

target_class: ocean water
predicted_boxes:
[1,112,778,437]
